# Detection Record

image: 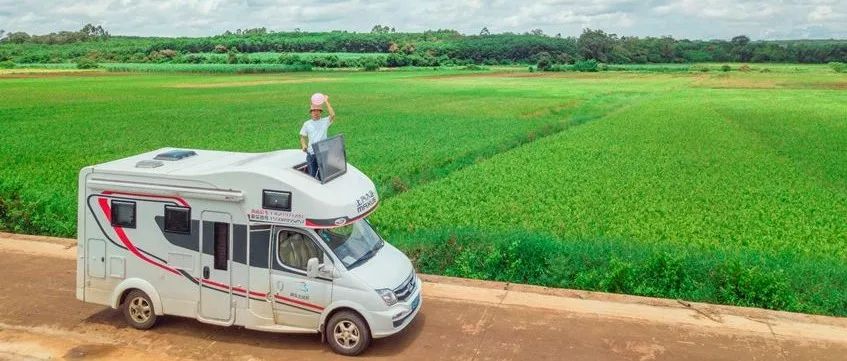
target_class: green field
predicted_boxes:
[1,66,846,315]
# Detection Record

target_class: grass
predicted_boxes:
[0,70,614,234]
[102,63,313,73]
[375,86,847,259]
[1,67,846,315]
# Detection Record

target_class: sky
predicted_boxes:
[1,0,845,40]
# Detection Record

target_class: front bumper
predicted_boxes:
[370,277,423,338]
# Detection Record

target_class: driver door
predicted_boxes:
[270,228,332,329]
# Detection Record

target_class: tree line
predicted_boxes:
[1,25,845,65]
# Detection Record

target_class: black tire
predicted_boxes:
[326,310,371,356]
[122,289,158,330]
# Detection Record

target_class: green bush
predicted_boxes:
[361,58,379,71]
[829,62,846,73]
[535,53,552,71]
[573,59,599,72]
[75,58,99,69]
[714,261,796,310]
[720,64,731,72]
[690,64,710,72]
[0,184,72,236]
[0,60,14,69]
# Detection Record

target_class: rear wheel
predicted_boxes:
[122,289,158,330]
[326,311,371,356]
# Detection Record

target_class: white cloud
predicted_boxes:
[808,5,845,21]
[0,0,845,39]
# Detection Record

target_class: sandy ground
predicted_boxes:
[0,233,845,360]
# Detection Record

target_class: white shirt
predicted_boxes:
[299,117,331,154]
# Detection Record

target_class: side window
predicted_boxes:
[213,222,229,270]
[111,200,136,228]
[277,230,323,271]
[263,190,291,211]
[164,205,190,233]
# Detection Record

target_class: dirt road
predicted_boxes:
[0,234,845,360]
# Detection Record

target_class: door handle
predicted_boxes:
[203,266,210,279]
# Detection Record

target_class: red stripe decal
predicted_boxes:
[97,192,322,310]
[274,295,324,311]
[200,279,268,299]
[102,191,189,207]
[98,197,180,275]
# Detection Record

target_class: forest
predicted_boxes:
[1,25,846,67]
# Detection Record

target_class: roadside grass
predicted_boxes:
[393,228,847,316]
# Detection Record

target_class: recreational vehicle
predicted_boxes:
[75,137,421,356]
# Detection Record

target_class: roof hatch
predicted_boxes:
[154,150,198,161]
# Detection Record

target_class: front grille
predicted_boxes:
[393,272,417,302]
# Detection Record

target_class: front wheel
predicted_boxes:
[122,289,158,330]
[326,311,371,356]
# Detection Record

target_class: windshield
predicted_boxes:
[315,219,383,269]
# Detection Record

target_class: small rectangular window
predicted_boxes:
[164,205,191,234]
[111,200,136,228]
[213,222,229,270]
[263,190,291,211]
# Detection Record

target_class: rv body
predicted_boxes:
[76,148,420,355]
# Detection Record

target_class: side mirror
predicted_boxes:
[306,257,320,278]
[320,261,340,279]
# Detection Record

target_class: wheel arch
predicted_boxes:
[110,278,165,316]
[319,301,373,338]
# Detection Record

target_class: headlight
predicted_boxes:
[376,289,398,306]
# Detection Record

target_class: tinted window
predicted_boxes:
[277,231,322,270]
[154,150,197,161]
[164,206,190,234]
[111,200,136,228]
[263,190,291,211]
[213,222,229,270]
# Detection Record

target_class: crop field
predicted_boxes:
[1,66,846,315]
[189,52,387,60]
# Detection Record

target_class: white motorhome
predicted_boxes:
[76,138,421,356]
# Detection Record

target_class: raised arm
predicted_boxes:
[325,97,336,123]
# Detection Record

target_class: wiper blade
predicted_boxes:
[348,247,378,269]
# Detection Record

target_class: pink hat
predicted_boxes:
[311,93,326,105]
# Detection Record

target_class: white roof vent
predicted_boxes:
[135,160,164,168]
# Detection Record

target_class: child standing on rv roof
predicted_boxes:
[299,95,335,179]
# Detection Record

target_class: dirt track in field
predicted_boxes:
[1,234,846,360]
